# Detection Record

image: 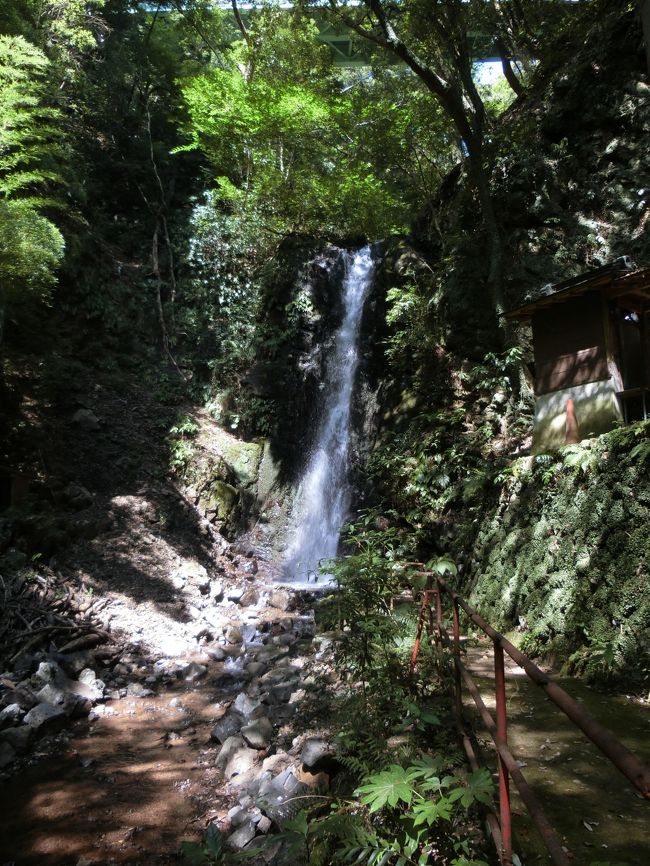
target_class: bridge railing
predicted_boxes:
[408,570,650,866]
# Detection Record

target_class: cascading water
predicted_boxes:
[284,246,374,584]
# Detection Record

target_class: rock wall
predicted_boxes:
[455,427,650,683]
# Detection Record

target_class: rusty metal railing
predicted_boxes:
[409,573,650,866]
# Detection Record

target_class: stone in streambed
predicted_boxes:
[0,704,24,728]
[211,711,244,744]
[226,819,257,851]
[245,662,266,677]
[233,692,263,719]
[241,716,273,750]
[216,736,258,780]
[35,684,90,718]
[225,626,242,644]
[239,588,259,607]
[181,662,207,682]
[0,725,33,753]
[23,702,67,735]
[301,737,335,771]
[268,590,290,611]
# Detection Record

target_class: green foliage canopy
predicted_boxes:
[0,35,64,336]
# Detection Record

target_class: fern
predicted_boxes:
[630,439,650,464]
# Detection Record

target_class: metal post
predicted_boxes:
[494,640,512,865]
[435,584,443,627]
[409,596,428,676]
[453,598,463,722]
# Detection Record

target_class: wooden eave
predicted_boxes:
[505,267,650,320]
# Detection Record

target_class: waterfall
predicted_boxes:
[283,246,374,584]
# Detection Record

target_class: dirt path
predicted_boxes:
[0,364,340,866]
[0,682,220,864]
[464,642,650,865]
[0,585,332,866]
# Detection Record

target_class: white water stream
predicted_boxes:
[284,246,375,584]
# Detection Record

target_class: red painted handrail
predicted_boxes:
[409,571,650,866]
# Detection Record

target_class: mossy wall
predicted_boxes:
[460,427,650,683]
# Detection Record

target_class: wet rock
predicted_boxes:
[24,702,67,735]
[241,716,273,750]
[211,711,244,744]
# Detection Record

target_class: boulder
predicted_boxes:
[268,590,291,611]
[181,662,207,682]
[0,725,33,753]
[211,711,244,744]
[301,737,335,771]
[233,693,263,719]
[216,736,258,780]
[175,560,211,592]
[239,588,259,607]
[35,683,91,718]
[76,669,105,701]
[0,703,24,729]
[226,819,257,851]
[241,716,273,750]
[23,702,67,735]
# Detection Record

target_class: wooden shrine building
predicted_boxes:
[505,257,650,451]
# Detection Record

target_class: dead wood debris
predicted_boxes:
[0,567,108,669]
